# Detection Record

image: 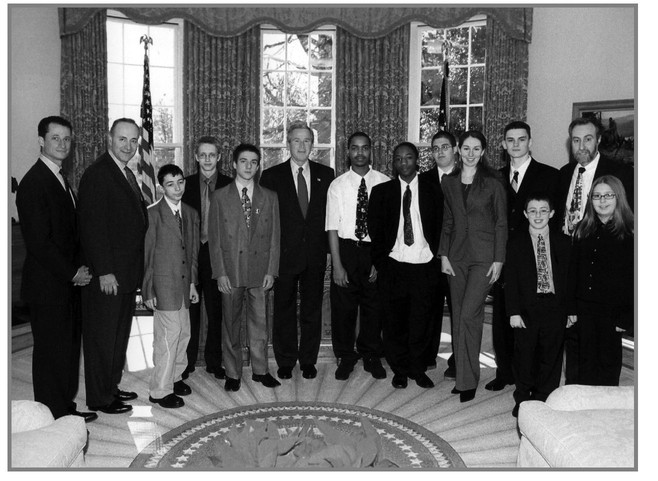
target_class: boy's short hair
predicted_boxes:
[157,163,184,185]
[393,141,419,160]
[348,131,371,147]
[503,121,532,138]
[195,135,221,154]
[431,130,456,147]
[232,143,261,164]
[524,191,553,210]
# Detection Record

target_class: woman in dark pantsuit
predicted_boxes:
[438,130,508,402]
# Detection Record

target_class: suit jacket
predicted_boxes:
[208,182,280,288]
[77,152,148,293]
[499,158,558,239]
[418,166,447,208]
[16,159,79,305]
[368,175,442,272]
[553,154,634,231]
[438,169,508,264]
[142,199,199,311]
[259,159,334,274]
[181,171,233,215]
[505,229,574,321]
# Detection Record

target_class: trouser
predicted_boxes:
[577,300,623,386]
[491,275,515,383]
[150,303,191,398]
[422,270,453,368]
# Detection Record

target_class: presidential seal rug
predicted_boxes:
[130,401,465,469]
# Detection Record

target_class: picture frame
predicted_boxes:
[572,99,635,165]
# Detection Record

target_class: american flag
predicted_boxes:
[139,36,157,204]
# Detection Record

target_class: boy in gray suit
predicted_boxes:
[209,144,281,392]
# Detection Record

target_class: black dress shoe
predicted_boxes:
[207,366,226,380]
[174,380,192,396]
[252,373,281,388]
[277,366,293,379]
[484,378,514,391]
[335,360,356,380]
[149,393,184,409]
[460,388,476,403]
[444,367,456,379]
[301,364,317,379]
[392,374,408,389]
[89,399,133,414]
[411,372,434,388]
[363,358,386,379]
[114,389,138,401]
[181,365,195,380]
[69,410,98,423]
[451,386,462,394]
[225,377,241,392]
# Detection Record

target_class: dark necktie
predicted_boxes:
[59,168,76,207]
[565,166,586,235]
[242,187,252,229]
[200,177,211,244]
[124,166,143,202]
[355,177,368,240]
[297,167,309,218]
[174,209,182,235]
[403,185,414,246]
[511,170,519,192]
[536,234,551,293]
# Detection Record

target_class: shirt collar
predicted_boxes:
[163,195,181,215]
[291,159,310,174]
[398,173,418,188]
[39,155,63,177]
[108,149,128,172]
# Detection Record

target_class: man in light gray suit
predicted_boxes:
[208,144,280,392]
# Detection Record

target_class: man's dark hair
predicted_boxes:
[393,141,419,160]
[38,116,72,138]
[157,163,184,185]
[195,135,221,155]
[504,121,532,138]
[233,143,261,164]
[430,130,456,148]
[110,118,140,135]
[348,131,371,148]
[524,191,553,210]
[568,116,604,138]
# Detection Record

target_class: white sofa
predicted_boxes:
[517,384,635,468]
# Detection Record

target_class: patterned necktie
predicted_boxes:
[297,167,308,218]
[174,209,182,235]
[403,185,414,246]
[511,170,519,193]
[355,177,368,240]
[200,177,211,244]
[242,187,252,229]
[565,166,586,235]
[60,168,76,207]
[536,234,551,293]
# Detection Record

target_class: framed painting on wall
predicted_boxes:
[572,99,634,166]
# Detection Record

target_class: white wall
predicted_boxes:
[9,6,61,221]
[527,6,635,169]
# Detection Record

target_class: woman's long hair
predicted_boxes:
[454,130,498,186]
[574,175,634,241]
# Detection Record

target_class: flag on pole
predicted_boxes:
[438,60,449,131]
[139,35,157,204]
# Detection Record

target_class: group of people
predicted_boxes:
[17,113,634,423]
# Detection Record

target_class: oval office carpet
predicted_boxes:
[130,401,465,469]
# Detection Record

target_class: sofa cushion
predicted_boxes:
[12,416,87,468]
[11,400,54,433]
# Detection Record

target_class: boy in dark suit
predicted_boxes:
[209,144,281,392]
[504,192,573,417]
[142,164,199,409]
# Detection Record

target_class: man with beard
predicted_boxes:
[553,116,633,385]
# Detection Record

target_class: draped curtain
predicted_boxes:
[183,23,260,176]
[335,26,410,177]
[60,10,108,191]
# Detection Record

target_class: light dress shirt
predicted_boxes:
[40,155,76,206]
[509,155,532,189]
[563,152,600,233]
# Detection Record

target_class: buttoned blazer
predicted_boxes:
[142,199,199,311]
[504,229,573,321]
[367,175,442,272]
[181,171,233,214]
[438,169,508,264]
[259,159,334,274]
[499,158,558,239]
[553,155,634,231]
[77,152,148,293]
[16,159,79,305]
[208,182,280,288]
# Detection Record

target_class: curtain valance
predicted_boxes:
[59,6,532,42]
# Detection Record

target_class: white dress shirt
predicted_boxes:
[510,155,532,190]
[40,155,76,206]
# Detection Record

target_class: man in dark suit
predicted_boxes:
[419,131,456,379]
[16,116,95,422]
[553,116,634,384]
[259,122,335,380]
[487,121,558,392]
[181,136,232,380]
[78,118,148,415]
[368,142,442,389]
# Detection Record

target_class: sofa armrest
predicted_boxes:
[545,385,634,411]
[12,400,55,433]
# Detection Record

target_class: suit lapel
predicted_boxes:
[307,161,322,215]
[229,183,250,239]
[104,154,146,218]
[158,198,183,240]
[250,184,265,237]
[516,159,537,200]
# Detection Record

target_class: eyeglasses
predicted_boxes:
[197,153,218,161]
[432,145,452,152]
[526,209,551,216]
[591,193,616,201]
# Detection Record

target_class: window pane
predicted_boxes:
[149,26,174,67]
[421,69,443,106]
[262,147,283,170]
[287,34,309,70]
[153,107,174,143]
[107,63,124,104]
[262,108,284,144]
[124,65,144,106]
[449,67,468,105]
[286,109,307,126]
[263,32,286,70]
[151,67,174,107]
[418,148,434,172]
[469,66,485,104]
[310,72,332,107]
[262,71,285,106]
[309,109,331,144]
[421,30,444,68]
[471,26,486,64]
[310,34,333,70]
[468,106,483,131]
[108,104,124,125]
[445,28,469,66]
[107,21,123,63]
[419,109,441,144]
[124,105,141,124]
[311,148,332,167]
[287,72,308,107]
[124,23,146,65]
[450,107,467,137]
